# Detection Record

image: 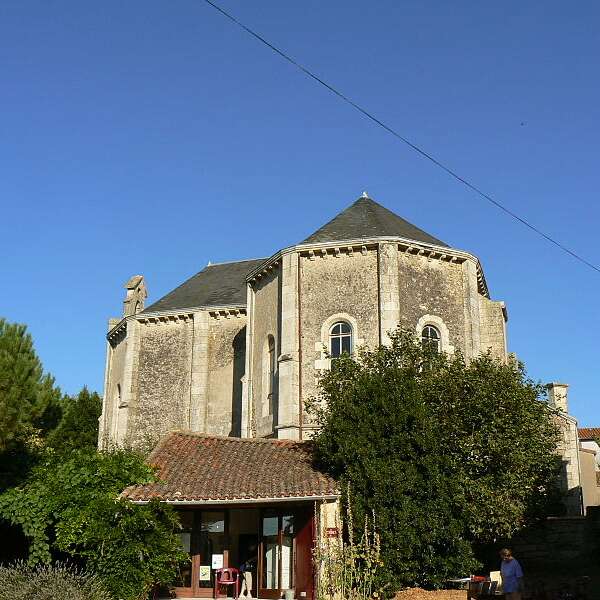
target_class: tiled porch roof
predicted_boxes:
[122,432,339,503]
[579,427,600,441]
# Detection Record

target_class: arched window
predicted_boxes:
[330,322,352,358]
[421,325,441,352]
[263,335,276,415]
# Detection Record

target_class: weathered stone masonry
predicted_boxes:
[98,195,582,514]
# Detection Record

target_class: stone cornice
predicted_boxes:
[139,304,246,319]
[107,317,128,343]
[246,237,490,298]
[207,308,246,320]
[245,258,281,284]
[138,313,194,326]
[106,305,247,340]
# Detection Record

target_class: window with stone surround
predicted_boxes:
[421,325,441,352]
[329,321,353,358]
[416,315,453,355]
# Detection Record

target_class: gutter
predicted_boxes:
[127,494,339,506]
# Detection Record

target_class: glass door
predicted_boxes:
[175,510,200,598]
[259,510,295,599]
[199,511,226,592]
[172,510,227,598]
[280,515,294,590]
[262,510,280,592]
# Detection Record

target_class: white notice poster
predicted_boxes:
[211,554,224,569]
[199,566,211,581]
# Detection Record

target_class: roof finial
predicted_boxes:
[361,191,370,199]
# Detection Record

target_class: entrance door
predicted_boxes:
[198,511,226,593]
[258,508,314,600]
[173,511,226,598]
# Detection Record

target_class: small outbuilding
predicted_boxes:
[122,432,339,599]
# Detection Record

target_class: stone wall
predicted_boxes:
[299,249,380,426]
[250,268,280,437]
[206,315,246,437]
[580,449,600,511]
[397,251,467,355]
[99,324,128,449]
[130,319,193,448]
[502,510,600,568]
[553,413,583,515]
[479,297,507,360]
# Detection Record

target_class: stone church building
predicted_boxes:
[99,195,583,599]
[99,195,512,448]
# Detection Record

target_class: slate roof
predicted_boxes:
[579,428,600,440]
[301,196,448,247]
[142,258,267,314]
[122,432,339,503]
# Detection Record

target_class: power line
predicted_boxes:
[201,0,600,275]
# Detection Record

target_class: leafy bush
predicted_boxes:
[310,328,562,591]
[0,561,113,600]
[0,449,187,600]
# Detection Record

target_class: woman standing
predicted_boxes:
[500,548,524,600]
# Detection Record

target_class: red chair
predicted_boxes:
[214,567,240,599]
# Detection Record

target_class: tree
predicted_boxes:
[309,329,562,590]
[0,318,63,492]
[0,449,186,600]
[0,318,63,451]
[47,387,102,453]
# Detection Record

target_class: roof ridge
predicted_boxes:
[206,257,268,267]
[169,430,310,445]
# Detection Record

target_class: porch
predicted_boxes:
[166,503,314,598]
[121,432,340,600]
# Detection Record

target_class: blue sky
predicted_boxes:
[1,1,598,425]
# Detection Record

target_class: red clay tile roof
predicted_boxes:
[122,432,339,503]
[579,428,600,440]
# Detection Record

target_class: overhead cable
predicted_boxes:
[201,0,600,274]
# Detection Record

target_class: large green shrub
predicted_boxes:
[0,561,113,600]
[310,329,562,591]
[0,449,187,600]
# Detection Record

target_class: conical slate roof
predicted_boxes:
[301,196,448,247]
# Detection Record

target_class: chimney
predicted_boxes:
[546,382,569,413]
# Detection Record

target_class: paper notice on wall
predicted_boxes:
[211,554,224,569]
[199,566,211,581]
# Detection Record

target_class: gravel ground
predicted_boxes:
[395,589,466,600]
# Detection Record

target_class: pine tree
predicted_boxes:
[0,318,62,451]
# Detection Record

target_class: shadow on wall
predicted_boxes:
[230,327,246,437]
[477,505,600,577]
